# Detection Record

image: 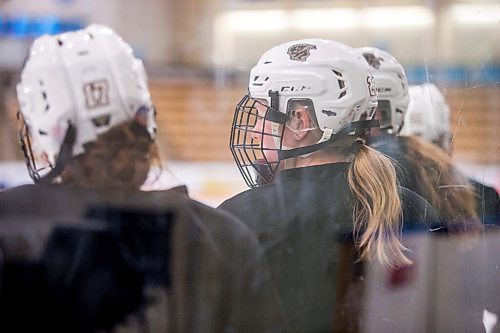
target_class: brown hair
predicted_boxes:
[347,143,410,267]
[401,135,481,232]
[61,120,161,190]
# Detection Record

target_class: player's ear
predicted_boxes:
[289,108,312,131]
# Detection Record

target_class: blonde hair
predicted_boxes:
[347,143,411,267]
[296,96,410,267]
[61,120,161,190]
[401,135,481,232]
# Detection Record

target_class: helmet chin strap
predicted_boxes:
[37,123,77,184]
[281,125,324,160]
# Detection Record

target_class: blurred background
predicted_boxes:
[0,0,498,206]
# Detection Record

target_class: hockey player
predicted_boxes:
[401,83,499,224]
[0,25,283,332]
[401,83,451,150]
[357,47,484,232]
[218,39,439,331]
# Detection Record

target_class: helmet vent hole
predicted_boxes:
[321,110,337,117]
[45,104,49,112]
[92,115,111,127]
[264,61,272,64]
[78,50,89,56]
[338,79,345,90]
[87,33,94,39]
[57,38,64,46]
[332,70,347,99]
[252,76,269,87]
[42,91,47,100]
[38,130,48,136]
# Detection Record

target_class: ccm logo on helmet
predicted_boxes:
[83,80,110,109]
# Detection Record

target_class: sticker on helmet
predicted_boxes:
[363,52,384,69]
[83,80,110,109]
[287,43,317,62]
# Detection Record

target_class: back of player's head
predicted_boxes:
[17,24,157,182]
[356,47,409,134]
[400,83,451,150]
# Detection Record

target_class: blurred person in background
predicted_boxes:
[0,24,284,332]
[401,83,499,225]
[351,50,497,332]
[358,47,484,233]
[400,83,451,150]
[218,38,439,331]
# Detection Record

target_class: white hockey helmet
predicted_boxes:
[401,83,451,149]
[17,24,156,182]
[230,39,379,187]
[357,47,409,133]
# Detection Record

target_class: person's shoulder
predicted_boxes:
[0,183,81,211]
[191,194,256,235]
[0,183,43,197]
[397,185,443,232]
[218,185,273,212]
[127,185,190,207]
[143,186,255,238]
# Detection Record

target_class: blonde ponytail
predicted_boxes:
[347,144,411,267]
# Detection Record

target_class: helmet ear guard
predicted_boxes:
[36,123,77,184]
[17,110,76,184]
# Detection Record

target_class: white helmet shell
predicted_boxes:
[249,39,378,135]
[356,47,409,133]
[401,83,451,149]
[17,24,156,168]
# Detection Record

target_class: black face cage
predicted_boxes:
[229,94,286,188]
[17,111,51,182]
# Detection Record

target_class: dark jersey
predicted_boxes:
[369,134,500,225]
[218,162,440,332]
[0,184,284,332]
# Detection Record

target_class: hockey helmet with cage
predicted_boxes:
[17,24,156,182]
[230,38,379,187]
